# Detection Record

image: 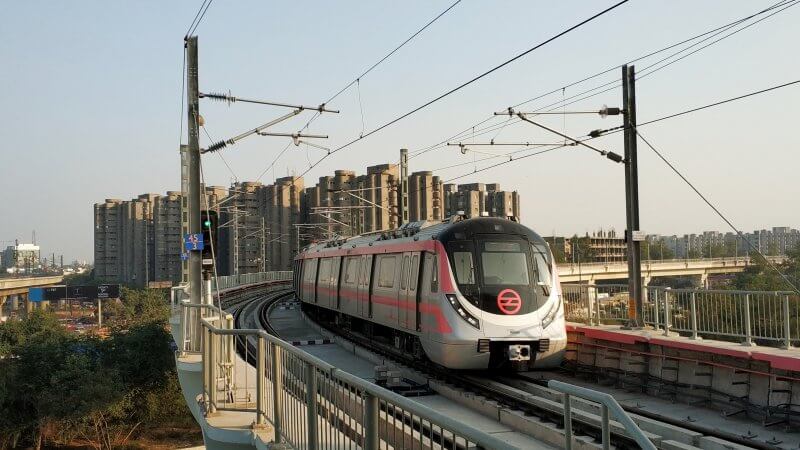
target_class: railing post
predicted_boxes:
[364,391,379,450]
[202,325,209,411]
[653,289,660,331]
[208,329,217,414]
[690,291,699,340]
[271,344,283,442]
[663,289,671,337]
[306,364,318,450]
[783,294,792,349]
[594,287,601,326]
[743,294,754,346]
[601,404,610,450]
[563,393,573,450]
[256,336,266,425]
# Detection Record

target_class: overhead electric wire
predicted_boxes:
[202,125,239,182]
[434,76,800,195]
[410,0,797,159]
[635,130,800,294]
[294,0,630,182]
[185,0,214,38]
[252,0,463,182]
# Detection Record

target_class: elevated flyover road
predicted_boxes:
[0,275,64,296]
[557,256,786,284]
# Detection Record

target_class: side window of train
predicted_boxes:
[410,254,420,291]
[377,255,396,289]
[430,255,439,293]
[400,255,409,290]
[344,256,358,285]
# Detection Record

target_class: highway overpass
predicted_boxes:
[0,275,64,315]
[557,256,786,285]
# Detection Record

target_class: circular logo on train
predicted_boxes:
[497,289,522,315]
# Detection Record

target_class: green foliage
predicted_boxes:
[641,239,675,260]
[64,270,101,287]
[0,288,195,449]
[732,244,800,292]
[571,235,597,261]
[105,287,170,329]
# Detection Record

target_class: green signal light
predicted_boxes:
[203,220,211,227]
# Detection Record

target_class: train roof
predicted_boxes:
[299,216,549,256]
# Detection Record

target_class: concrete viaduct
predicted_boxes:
[557,256,786,286]
[0,275,64,318]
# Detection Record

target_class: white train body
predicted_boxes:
[293,216,566,370]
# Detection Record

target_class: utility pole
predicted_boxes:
[399,148,409,226]
[186,36,202,305]
[260,216,266,273]
[622,64,643,327]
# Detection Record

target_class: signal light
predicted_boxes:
[200,210,218,264]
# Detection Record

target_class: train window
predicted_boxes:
[400,255,409,290]
[377,255,397,288]
[430,256,438,293]
[481,241,530,285]
[533,251,552,287]
[318,258,332,285]
[344,257,358,285]
[411,254,419,291]
[452,252,476,285]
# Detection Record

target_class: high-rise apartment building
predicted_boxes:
[94,199,124,282]
[407,171,443,222]
[153,191,182,285]
[443,183,520,219]
[262,176,304,271]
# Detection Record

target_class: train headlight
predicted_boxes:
[542,295,562,329]
[446,294,480,330]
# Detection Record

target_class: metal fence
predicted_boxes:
[176,272,519,450]
[563,284,800,348]
[548,380,656,450]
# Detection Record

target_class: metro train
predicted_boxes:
[292,215,566,370]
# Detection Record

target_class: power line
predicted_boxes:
[296,0,630,181]
[635,130,799,294]
[410,0,797,159]
[252,0,463,183]
[185,0,214,38]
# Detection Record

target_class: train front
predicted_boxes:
[436,217,566,371]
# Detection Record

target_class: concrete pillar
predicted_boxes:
[642,276,652,303]
[40,301,49,311]
[699,273,709,289]
[25,294,34,315]
[0,295,6,322]
[11,295,19,311]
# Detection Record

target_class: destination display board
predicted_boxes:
[27,284,120,301]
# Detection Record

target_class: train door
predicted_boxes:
[357,254,373,318]
[398,253,411,328]
[331,257,342,309]
[304,258,318,303]
[399,252,421,331]
[419,253,438,335]
[316,258,332,308]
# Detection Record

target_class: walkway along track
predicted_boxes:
[226,286,781,449]
[300,303,782,449]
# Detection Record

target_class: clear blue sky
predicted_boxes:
[1,1,798,263]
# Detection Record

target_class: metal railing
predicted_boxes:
[176,271,518,449]
[548,380,656,450]
[196,305,517,449]
[563,284,799,348]
[213,271,294,291]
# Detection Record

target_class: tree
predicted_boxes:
[732,244,800,291]
[571,235,597,262]
[105,287,170,328]
[641,239,675,260]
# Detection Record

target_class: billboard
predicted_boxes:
[28,284,120,301]
[96,284,120,299]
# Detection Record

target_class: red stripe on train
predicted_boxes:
[305,285,452,333]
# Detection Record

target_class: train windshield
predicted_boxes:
[448,238,552,315]
[481,242,530,285]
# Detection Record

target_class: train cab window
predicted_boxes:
[410,254,419,291]
[533,251,552,288]
[452,251,475,285]
[377,255,397,288]
[400,255,409,290]
[481,241,530,285]
[430,256,439,293]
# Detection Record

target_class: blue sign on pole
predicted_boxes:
[180,252,189,261]
[184,233,204,251]
[29,287,45,302]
